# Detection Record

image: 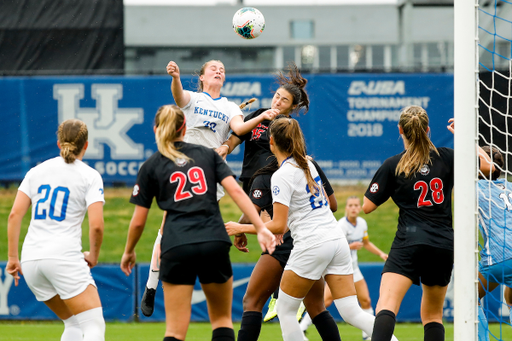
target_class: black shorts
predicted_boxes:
[159,241,233,285]
[262,232,293,268]
[383,244,453,287]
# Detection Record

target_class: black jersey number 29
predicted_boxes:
[413,178,444,208]
[170,167,208,202]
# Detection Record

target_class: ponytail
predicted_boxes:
[481,145,504,180]
[269,117,318,194]
[154,105,190,164]
[395,106,439,178]
[248,156,279,190]
[276,62,309,114]
[57,119,88,164]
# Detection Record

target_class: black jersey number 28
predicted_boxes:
[170,166,208,202]
[413,178,444,208]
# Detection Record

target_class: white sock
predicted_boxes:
[75,307,105,341]
[147,231,162,289]
[362,307,374,339]
[334,295,375,337]
[276,289,305,341]
[300,312,313,332]
[61,315,82,341]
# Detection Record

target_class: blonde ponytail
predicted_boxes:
[395,105,439,178]
[154,105,190,164]
[57,119,88,164]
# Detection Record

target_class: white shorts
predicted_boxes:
[22,259,96,301]
[285,238,353,280]
[353,263,364,283]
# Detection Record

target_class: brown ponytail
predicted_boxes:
[481,146,503,180]
[269,117,318,194]
[276,62,309,114]
[154,105,190,164]
[57,119,88,164]
[395,106,439,178]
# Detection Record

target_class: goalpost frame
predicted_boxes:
[453,0,479,340]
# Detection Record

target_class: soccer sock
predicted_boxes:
[237,311,262,341]
[273,287,279,299]
[478,304,490,341]
[424,322,444,341]
[371,309,396,341]
[334,295,374,337]
[75,307,105,341]
[362,307,374,339]
[163,337,183,341]
[147,231,162,289]
[300,312,313,332]
[61,315,82,341]
[276,289,305,341]
[312,310,341,341]
[212,327,235,341]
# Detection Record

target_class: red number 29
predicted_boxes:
[413,178,444,208]
[170,167,208,202]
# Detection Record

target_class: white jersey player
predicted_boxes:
[6,119,106,341]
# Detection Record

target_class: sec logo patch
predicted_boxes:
[420,164,430,176]
[370,183,379,193]
[132,184,140,196]
[252,189,262,199]
[272,186,280,196]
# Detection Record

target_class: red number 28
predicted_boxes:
[170,167,208,202]
[413,178,444,208]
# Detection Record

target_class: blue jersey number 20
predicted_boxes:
[34,185,70,221]
[306,176,328,210]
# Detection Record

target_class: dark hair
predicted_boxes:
[58,119,88,164]
[481,146,503,180]
[275,62,309,114]
[395,105,439,178]
[197,60,223,92]
[269,117,318,194]
[248,157,279,190]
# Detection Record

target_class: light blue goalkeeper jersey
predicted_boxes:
[478,178,512,266]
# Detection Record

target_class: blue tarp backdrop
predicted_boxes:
[0,73,454,183]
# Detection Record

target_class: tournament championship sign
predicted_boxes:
[0,74,453,183]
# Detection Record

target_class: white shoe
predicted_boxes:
[303,331,309,341]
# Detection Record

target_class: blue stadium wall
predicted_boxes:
[0,73,454,184]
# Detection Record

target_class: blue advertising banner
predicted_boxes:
[0,262,135,321]
[0,74,454,184]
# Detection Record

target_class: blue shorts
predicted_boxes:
[479,258,512,287]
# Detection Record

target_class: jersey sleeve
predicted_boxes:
[361,218,369,239]
[213,151,235,183]
[249,174,272,209]
[271,169,293,208]
[311,160,334,197]
[18,168,34,198]
[180,90,198,111]
[227,101,244,123]
[85,171,105,207]
[130,160,157,209]
[365,157,395,206]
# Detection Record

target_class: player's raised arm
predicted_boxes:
[167,61,190,108]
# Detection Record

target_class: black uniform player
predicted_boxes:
[120,105,275,341]
[225,156,339,341]
[363,106,454,341]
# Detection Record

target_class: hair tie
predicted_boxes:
[176,116,187,132]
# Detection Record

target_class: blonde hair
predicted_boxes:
[395,105,439,178]
[57,119,88,164]
[154,105,190,164]
[269,117,319,194]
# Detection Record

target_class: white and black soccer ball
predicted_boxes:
[232,7,265,40]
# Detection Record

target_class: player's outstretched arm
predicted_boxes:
[229,108,279,136]
[85,202,104,268]
[216,135,242,160]
[121,205,150,276]
[362,238,388,261]
[362,196,378,214]
[167,61,190,108]
[6,191,31,286]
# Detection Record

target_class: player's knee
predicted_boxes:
[359,296,372,309]
[275,289,302,320]
[76,307,105,341]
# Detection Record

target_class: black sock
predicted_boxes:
[212,327,235,341]
[372,310,396,341]
[163,337,182,341]
[424,322,444,341]
[312,310,341,341]
[273,287,279,299]
[237,311,262,341]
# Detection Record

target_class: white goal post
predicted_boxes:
[453,0,479,340]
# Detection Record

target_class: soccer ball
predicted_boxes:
[232,7,265,40]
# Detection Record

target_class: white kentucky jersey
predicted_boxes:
[180,90,243,149]
[19,157,104,263]
[338,216,368,266]
[271,158,343,251]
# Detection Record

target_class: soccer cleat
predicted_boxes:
[296,302,306,322]
[263,298,278,322]
[140,287,156,317]
[362,336,371,341]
